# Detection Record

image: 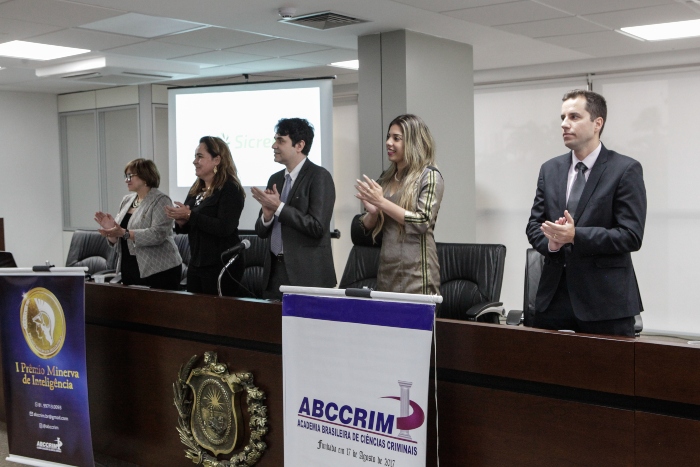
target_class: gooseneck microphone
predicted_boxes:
[218,239,254,298]
[221,239,251,257]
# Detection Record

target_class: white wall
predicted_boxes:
[331,100,360,282]
[0,91,64,267]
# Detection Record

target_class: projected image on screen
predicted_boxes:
[175,87,322,188]
[168,79,333,231]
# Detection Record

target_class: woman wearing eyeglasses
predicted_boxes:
[164,136,246,296]
[94,158,182,290]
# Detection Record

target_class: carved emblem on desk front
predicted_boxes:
[174,352,268,466]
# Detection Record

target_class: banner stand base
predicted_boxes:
[6,455,77,467]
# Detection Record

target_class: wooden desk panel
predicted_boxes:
[635,412,700,466]
[85,284,282,345]
[635,339,700,405]
[0,283,696,466]
[425,381,635,467]
[86,325,283,466]
[436,319,636,395]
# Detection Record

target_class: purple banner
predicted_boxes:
[0,273,94,466]
[282,294,435,331]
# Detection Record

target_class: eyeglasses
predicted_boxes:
[124,173,137,181]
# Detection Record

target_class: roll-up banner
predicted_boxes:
[282,287,438,467]
[0,268,94,467]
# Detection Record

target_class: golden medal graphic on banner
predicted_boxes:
[20,287,66,359]
[174,351,268,466]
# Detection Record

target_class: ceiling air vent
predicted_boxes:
[280,11,368,30]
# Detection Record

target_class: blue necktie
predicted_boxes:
[270,174,292,255]
[567,162,588,217]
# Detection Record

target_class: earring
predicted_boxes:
[214,166,218,175]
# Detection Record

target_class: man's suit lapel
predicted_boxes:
[573,145,609,223]
[287,158,312,201]
[555,154,569,215]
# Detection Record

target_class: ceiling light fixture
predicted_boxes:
[329,59,358,70]
[620,19,700,41]
[0,40,89,61]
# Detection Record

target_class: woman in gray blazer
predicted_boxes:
[94,159,182,290]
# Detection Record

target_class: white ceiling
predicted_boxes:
[1,0,700,93]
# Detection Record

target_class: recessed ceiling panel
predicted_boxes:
[160,27,272,50]
[392,0,514,13]
[227,39,331,58]
[538,30,644,49]
[80,12,205,38]
[445,1,569,27]
[106,40,210,60]
[583,3,700,29]
[31,28,143,51]
[287,48,357,65]
[0,0,122,28]
[535,0,677,16]
[572,34,700,57]
[496,16,608,38]
[173,50,267,66]
[0,17,64,39]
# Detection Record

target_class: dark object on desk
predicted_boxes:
[66,230,116,276]
[0,251,17,268]
[340,242,507,323]
[513,248,643,335]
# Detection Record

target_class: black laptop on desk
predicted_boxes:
[0,252,17,268]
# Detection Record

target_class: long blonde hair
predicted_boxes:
[188,136,245,198]
[372,114,436,239]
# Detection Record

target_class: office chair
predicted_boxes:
[437,243,507,323]
[339,241,507,323]
[65,230,115,276]
[173,233,191,289]
[239,234,269,299]
[511,248,643,335]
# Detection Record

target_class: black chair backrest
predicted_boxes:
[338,245,381,290]
[437,243,506,321]
[240,234,269,299]
[339,242,507,322]
[523,248,545,327]
[65,230,114,275]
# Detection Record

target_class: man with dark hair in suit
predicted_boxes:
[526,90,647,337]
[251,118,336,300]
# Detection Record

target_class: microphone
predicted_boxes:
[221,239,251,257]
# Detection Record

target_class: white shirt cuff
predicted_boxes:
[275,201,285,217]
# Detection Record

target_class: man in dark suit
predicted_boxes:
[251,118,336,300]
[526,90,647,337]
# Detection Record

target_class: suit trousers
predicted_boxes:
[262,252,289,301]
[533,268,635,337]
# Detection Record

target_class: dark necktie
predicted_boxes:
[270,174,292,255]
[567,162,588,217]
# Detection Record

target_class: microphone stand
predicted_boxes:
[217,253,241,297]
